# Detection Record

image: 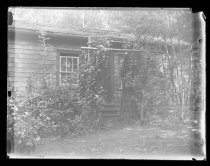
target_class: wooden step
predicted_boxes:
[100,112,121,118]
[100,108,121,118]
[99,102,121,118]
[100,109,120,114]
[101,103,120,108]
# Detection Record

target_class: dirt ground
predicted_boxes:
[22,122,195,159]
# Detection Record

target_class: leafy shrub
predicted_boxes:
[7,90,42,154]
[7,71,103,153]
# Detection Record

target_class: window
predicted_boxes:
[60,53,79,85]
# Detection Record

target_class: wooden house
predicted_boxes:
[7,20,139,117]
[7,20,126,90]
[8,20,190,118]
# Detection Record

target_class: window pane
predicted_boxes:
[61,65,66,72]
[73,58,77,65]
[61,57,66,64]
[67,58,72,72]
[60,73,67,84]
[61,57,66,72]
[66,73,72,84]
[72,73,78,84]
[73,65,78,72]
[60,54,79,85]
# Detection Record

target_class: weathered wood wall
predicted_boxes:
[8,41,57,90]
[7,28,88,91]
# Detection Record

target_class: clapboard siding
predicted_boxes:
[8,57,56,64]
[8,71,57,78]
[8,80,26,90]
[8,66,42,72]
[8,42,54,51]
[8,62,56,68]
[8,48,56,55]
[8,71,32,78]
[8,66,57,73]
[8,78,57,91]
[8,29,87,90]
[8,53,57,60]
[9,82,26,89]
[8,41,58,89]
[7,64,56,74]
[8,40,54,48]
[9,76,57,82]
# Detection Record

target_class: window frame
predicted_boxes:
[57,50,80,86]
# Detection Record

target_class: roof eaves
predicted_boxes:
[9,20,122,38]
[8,26,90,38]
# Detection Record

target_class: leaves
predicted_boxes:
[7,68,103,147]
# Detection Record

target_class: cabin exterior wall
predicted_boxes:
[8,29,88,91]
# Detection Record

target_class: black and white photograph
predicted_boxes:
[7,7,206,160]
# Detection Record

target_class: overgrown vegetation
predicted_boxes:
[8,9,203,155]
[7,32,109,154]
[7,71,105,154]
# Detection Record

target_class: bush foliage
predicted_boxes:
[7,40,110,153]
[7,70,104,152]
